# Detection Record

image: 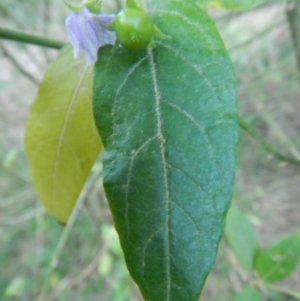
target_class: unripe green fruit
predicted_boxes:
[114,7,154,51]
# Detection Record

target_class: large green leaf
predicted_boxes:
[225,206,258,271]
[93,1,237,300]
[255,231,300,282]
[198,0,268,11]
[25,46,101,224]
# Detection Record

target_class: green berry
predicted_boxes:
[114,7,154,51]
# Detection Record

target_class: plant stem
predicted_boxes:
[37,168,102,301]
[116,0,124,10]
[0,45,39,85]
[229,19,285,53]
[41,0,53,63]
[265,283,300,300]
[239,117,300,166]
[0,27,65,49]
[50,246,107,300]
[286,0,300,78]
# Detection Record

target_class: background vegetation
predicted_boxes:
[0,0,299,300]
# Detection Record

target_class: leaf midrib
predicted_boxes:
[147,48,171,300]
[51,66,88,208]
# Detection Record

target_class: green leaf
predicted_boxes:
[197,0,269,11]
[225,206,258,271]
[83,0,102,13]
[98,252,113,276]
[93,1,237,300]
[65,1,82,12]
[2,147,19,169]
[25,46,101,224]
[5,277,26,298]
[233,285,260,301]
[65,0,102,13]
[255,231,300,282]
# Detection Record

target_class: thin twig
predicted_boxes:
[50,246,107,300]
[229,19,286,53]
[0,2,47,69]
[265,283,300,299]
[225,247,246,292]
[0,44,39,85]
[37,169,102,301]
[259,108,300,160]
[286,0,300,78]
[41,0,52,63]
[0,27,65,49]
[239,117,300,166]
[116,0,124,10]
[0,207,45,225]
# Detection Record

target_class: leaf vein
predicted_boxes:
[142,226,165,271]
[162,100,214,158]
[31,137,81,170]
[155,10,216,55]
[125,135,159,236]
[112,56,148,120]
[157,41,222,104]
[52,67,88,210]
[148,48,171,301]
[167,163,213,201]
[171,199,201,245]
[26,105,70,130]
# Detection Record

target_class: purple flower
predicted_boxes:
[65,7,116,65]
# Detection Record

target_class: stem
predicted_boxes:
[116,0,123,10]
[239,117,300,166]
[229,19,285,53]
[0,5,45,69]
[0,45,39,85]
[37,169,102,301]
[286,0,300,78]
[265,283,300,299]
[41,0,52,63]
[50,246,107,300]
[0,27,65,49]
[127,0,139,8]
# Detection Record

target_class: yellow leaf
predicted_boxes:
[25,46,101,224]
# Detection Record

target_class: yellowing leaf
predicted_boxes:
[25,46,101,224]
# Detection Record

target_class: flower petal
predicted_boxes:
[65,8,116,65]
